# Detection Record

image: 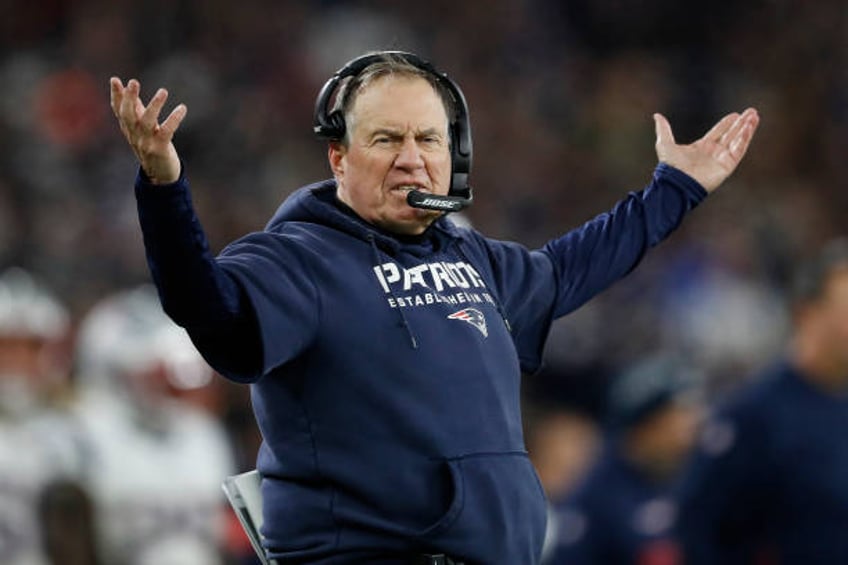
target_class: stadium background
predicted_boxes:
[0,0,846,561]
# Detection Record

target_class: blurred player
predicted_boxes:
[0,266,85,565]
[522,364,603,563]
[72,284,236,565]
[547,354,702,564]
[677,238,848,564]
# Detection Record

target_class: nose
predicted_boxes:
[393,136,425,171]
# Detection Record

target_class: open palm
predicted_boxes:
[110,78,187,185]
[654,108,759,193]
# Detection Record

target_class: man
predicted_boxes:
[677,238,848,564]
[71,285,236,565]
[546,355,702,564]
[109,51,758,564]
[521,364,603,563]
[0,267,86,565]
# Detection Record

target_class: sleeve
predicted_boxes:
[542,163,706,319]
[216,234,320,379]
[135,167,317,382]
[479,163,706,373]
[674,400,773,565]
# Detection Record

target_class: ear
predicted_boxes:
[328,142,345,180]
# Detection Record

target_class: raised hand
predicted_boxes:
[110,78,187,185]
[654,108,759,193]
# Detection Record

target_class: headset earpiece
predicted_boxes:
[313,73,346,140]
[326,110,345,140]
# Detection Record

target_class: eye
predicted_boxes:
[420,135,443,146]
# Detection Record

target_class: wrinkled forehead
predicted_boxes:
[351,66,451,109]
[347,75,451,132]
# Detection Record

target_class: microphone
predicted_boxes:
[407,189,472,212]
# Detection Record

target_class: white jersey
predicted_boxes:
[72,390,235,565]
[0,410,85,565]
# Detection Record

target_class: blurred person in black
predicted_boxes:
[677,238,848,564]
[546,355,702,564]
[522,364,604,563]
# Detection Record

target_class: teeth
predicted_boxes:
[397,185,425,192]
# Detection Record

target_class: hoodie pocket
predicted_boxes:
[420,451,548,564]
[391,456,466,538]
[334,451,546,561]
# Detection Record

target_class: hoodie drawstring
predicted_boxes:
[367,234,419,349]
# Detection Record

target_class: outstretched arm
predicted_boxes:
[654,108,759,192]
[110,77,186,185]
[109,77,263,381]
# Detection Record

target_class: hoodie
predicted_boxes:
[134,163,706,564]
[677,360,848,565]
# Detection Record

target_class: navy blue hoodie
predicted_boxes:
[677,360,848,564]
[135,163,706,564]
[547,445,684,564]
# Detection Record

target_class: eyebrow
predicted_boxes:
[368,127,444,139]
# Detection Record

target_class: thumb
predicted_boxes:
[653,112,675,151]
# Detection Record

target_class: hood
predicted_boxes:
[264,179,467,256]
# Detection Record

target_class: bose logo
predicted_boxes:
[418,198,460,210]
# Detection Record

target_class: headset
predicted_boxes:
[313,51,473,212]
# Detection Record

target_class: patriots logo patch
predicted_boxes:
[447,308,488,337]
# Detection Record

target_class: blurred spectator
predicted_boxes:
[523,364,604,563]
[546,354,703,564]
[677,238,848,565]
[71,285,237,565]
[655,230,790,397]
[0,266,85,565]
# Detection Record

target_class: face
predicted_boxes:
[814,268,848,371]
[0,335,57,416]
[329,75,452,235]
[630,400,702,478]
[529,411,599,500]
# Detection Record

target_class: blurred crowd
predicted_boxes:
[2,0,848,563]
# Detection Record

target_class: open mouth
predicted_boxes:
[392,184,430,194]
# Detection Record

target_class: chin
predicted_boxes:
[381,215,434,236]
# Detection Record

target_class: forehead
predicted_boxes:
[348,75,449,131]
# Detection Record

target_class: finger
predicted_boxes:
[701,112,739,143]
[126,79,149,122]
[140,88,169,131]
[654,113,675,148]
[728,112,759,160]
[118,79,141,127]
[721,108,760,150]
[159,103,188,138]
[109,77,125,117]
[718,112,748,145]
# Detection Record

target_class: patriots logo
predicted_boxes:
[447,308,488,337]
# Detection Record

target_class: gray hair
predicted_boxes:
[331,52,457,145]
